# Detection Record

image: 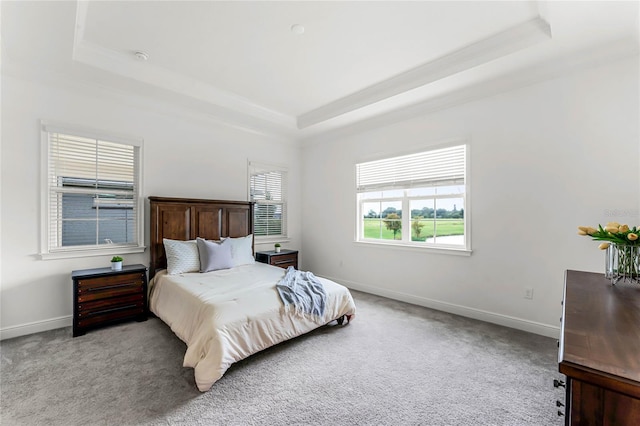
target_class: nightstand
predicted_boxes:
[255,249,298,269]
[71,264,148,337]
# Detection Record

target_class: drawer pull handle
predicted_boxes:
[553,379,565,389]
[556,400,564,408]
[557,410,564,417]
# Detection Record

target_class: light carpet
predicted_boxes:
[0,291,564,425]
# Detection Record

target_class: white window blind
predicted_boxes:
[356,145,466,191]
[249,162,287,238]
[42,123,143,256]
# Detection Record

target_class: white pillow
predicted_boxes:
[163,238,200,275]
[223,234,255,266]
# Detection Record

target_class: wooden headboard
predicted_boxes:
[149,196,254,279]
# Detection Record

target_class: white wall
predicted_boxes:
[300,56,639,337]
[2,53,637,341]
[0,74,301,339]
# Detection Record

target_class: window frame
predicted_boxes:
[39,121,145,259]
[355,141,471,255]
[248,160,289,243]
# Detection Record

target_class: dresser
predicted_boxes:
[255,249,298,269]
[558,270,640,425]
[72,264,148,337]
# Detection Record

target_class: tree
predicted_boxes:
[384,213,402,240]
[436,208,449,219]
[366,209,378,218]
[420,206,434,218]
[381,206,398,218]
[450,207,463,219]
[412,216,425,240]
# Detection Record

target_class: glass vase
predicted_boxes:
[605,244,640,285]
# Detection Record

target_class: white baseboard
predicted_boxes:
[325,276,560,339]
[0,281,560,341]
[0,316,72,341]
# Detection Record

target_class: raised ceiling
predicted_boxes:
[2,1,639,140]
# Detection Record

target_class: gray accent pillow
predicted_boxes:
[196,237,234,272]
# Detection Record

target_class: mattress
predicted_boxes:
[149,262,356,391]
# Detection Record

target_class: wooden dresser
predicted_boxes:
[558,270,640,425]
[255,249,298,269]
[72,264,148,337]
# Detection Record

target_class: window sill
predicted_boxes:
[353,240,472,256]
[254,236,291,245]
[39,245,146,260]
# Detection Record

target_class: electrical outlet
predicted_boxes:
[524,287,534,300]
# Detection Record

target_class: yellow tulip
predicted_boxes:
[627,233,638,241]
[578,230,587,236]
[587,227,597,235]
[604,225,619,233]
[607,222,621,227]
[619,224,630,233]
[598,242,610,250]
[578,226,589,232]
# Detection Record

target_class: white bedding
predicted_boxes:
[149,262,356,391]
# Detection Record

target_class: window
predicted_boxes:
[40,123,144,258]
[356,143,469,250]
[248,161,287,240]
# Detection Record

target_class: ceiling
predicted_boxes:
[2,1,639,140]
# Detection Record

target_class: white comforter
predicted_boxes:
[149,262,356,391]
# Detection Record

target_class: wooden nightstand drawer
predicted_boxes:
[270,253,297,268]
[77,281,144,303]
[78,293,145,314]
[77,305,146,329]
[77,272,145,292]
[255,250,298,270]
[72,264,148,337]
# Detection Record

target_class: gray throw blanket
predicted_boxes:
[276,266,326,322]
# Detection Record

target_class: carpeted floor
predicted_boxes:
[0,291,564,425]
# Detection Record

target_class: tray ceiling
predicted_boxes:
[2,1,638,139]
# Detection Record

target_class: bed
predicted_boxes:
[148,196,356,391]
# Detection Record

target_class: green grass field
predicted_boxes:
[363,218,464,241]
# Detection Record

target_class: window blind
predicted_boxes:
[356,145,466,192]
[49,133,136,183]
[249,163,287,238]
